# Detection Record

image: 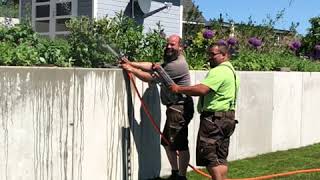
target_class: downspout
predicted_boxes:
[131,0,134,18]
[92,0,97,18]
[180,0,183,37]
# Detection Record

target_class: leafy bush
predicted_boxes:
[66,13,166,67]
[36,38,73,67]
[231,49,276,71]
[0,4,19,18]
[0,12,319,72]
[0,25,38,45]
[184,12,320,72]
[231,49,320,72]
[0,24,71,66]
[11,42,40,66]
[0,42,14,65]
[137,26,167,62]
[301,17,320,60]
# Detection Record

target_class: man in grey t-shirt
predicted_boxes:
[121,35,194,180]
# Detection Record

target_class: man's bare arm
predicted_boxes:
[129,61,154,71]
[121,63,154,82]
[170,84,211,96]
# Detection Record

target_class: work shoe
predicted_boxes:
[177,175,187,180]
[166,170,179,180]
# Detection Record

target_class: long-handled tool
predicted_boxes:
[103,42,175,88]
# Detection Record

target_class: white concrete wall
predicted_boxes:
[1,67,320,179]
[0,67,129,180]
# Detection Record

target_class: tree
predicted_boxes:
[302,16,320,59]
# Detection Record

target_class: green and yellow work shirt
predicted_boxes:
[197,61,240,112]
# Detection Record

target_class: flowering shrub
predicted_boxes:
[248,37,262,48]
[202,29,214,39]
[1,13,319,71]
[289,40,301,51]
[313,44,320,59]
[184,13,320,71]
[217,39,227,46]
[227,37,237,46]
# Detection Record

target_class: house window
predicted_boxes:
[56,18,70,31]
[36,5,50,18]
[35,20,50,32]
[32,0,77,38]
[56,2,72,16]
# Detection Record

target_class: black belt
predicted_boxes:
[166,95,192,107]
[201,111,235,118]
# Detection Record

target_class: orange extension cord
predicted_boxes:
[125,72,320,179]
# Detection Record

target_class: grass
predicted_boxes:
[186,143,320,179]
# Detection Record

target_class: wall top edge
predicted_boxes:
[1,67,320,74]
[0,66,123,71]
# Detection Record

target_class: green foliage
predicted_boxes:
[0,42,14,65]
[184,32,208,70]
[0,4,19,18]
[183,4,205,41]
[11,42,40,66]
[139,24,167,62]
[0,25,39,65]
[36,38,73,67]
[0,24,38,45]
[66,13,166,67]
[301,16,320,59]
[184,11,320,72]
[231,49,276,71]
[1,14,166,68]
[0,24,71,66]
[66,17,104,67]
[1,12,319,72]
[231,49,320,72]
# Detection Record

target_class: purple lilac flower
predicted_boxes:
[248,37,262,48]
[203,29,214,39]
[217,39,227,46]
[227,37,237,46]
[314,44,320,59]
[314,44,320,52]
[289,40,301,51]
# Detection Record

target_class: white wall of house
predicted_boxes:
[93,0,182,36]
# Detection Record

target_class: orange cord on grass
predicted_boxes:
[227,168,320,180]
[125,71,320,180]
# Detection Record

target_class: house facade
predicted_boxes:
[19,0,183,38]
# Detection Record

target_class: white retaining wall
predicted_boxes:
[0,67,320,179]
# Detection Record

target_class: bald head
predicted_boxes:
[167,34,182,46]
[164,34,182,62]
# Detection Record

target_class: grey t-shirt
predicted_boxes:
[159,55,191,105]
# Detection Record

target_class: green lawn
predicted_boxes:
[186,143,320,180]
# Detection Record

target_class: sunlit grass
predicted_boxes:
[187,143,320,179]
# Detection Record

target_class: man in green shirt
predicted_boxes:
[170,43,239,180]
